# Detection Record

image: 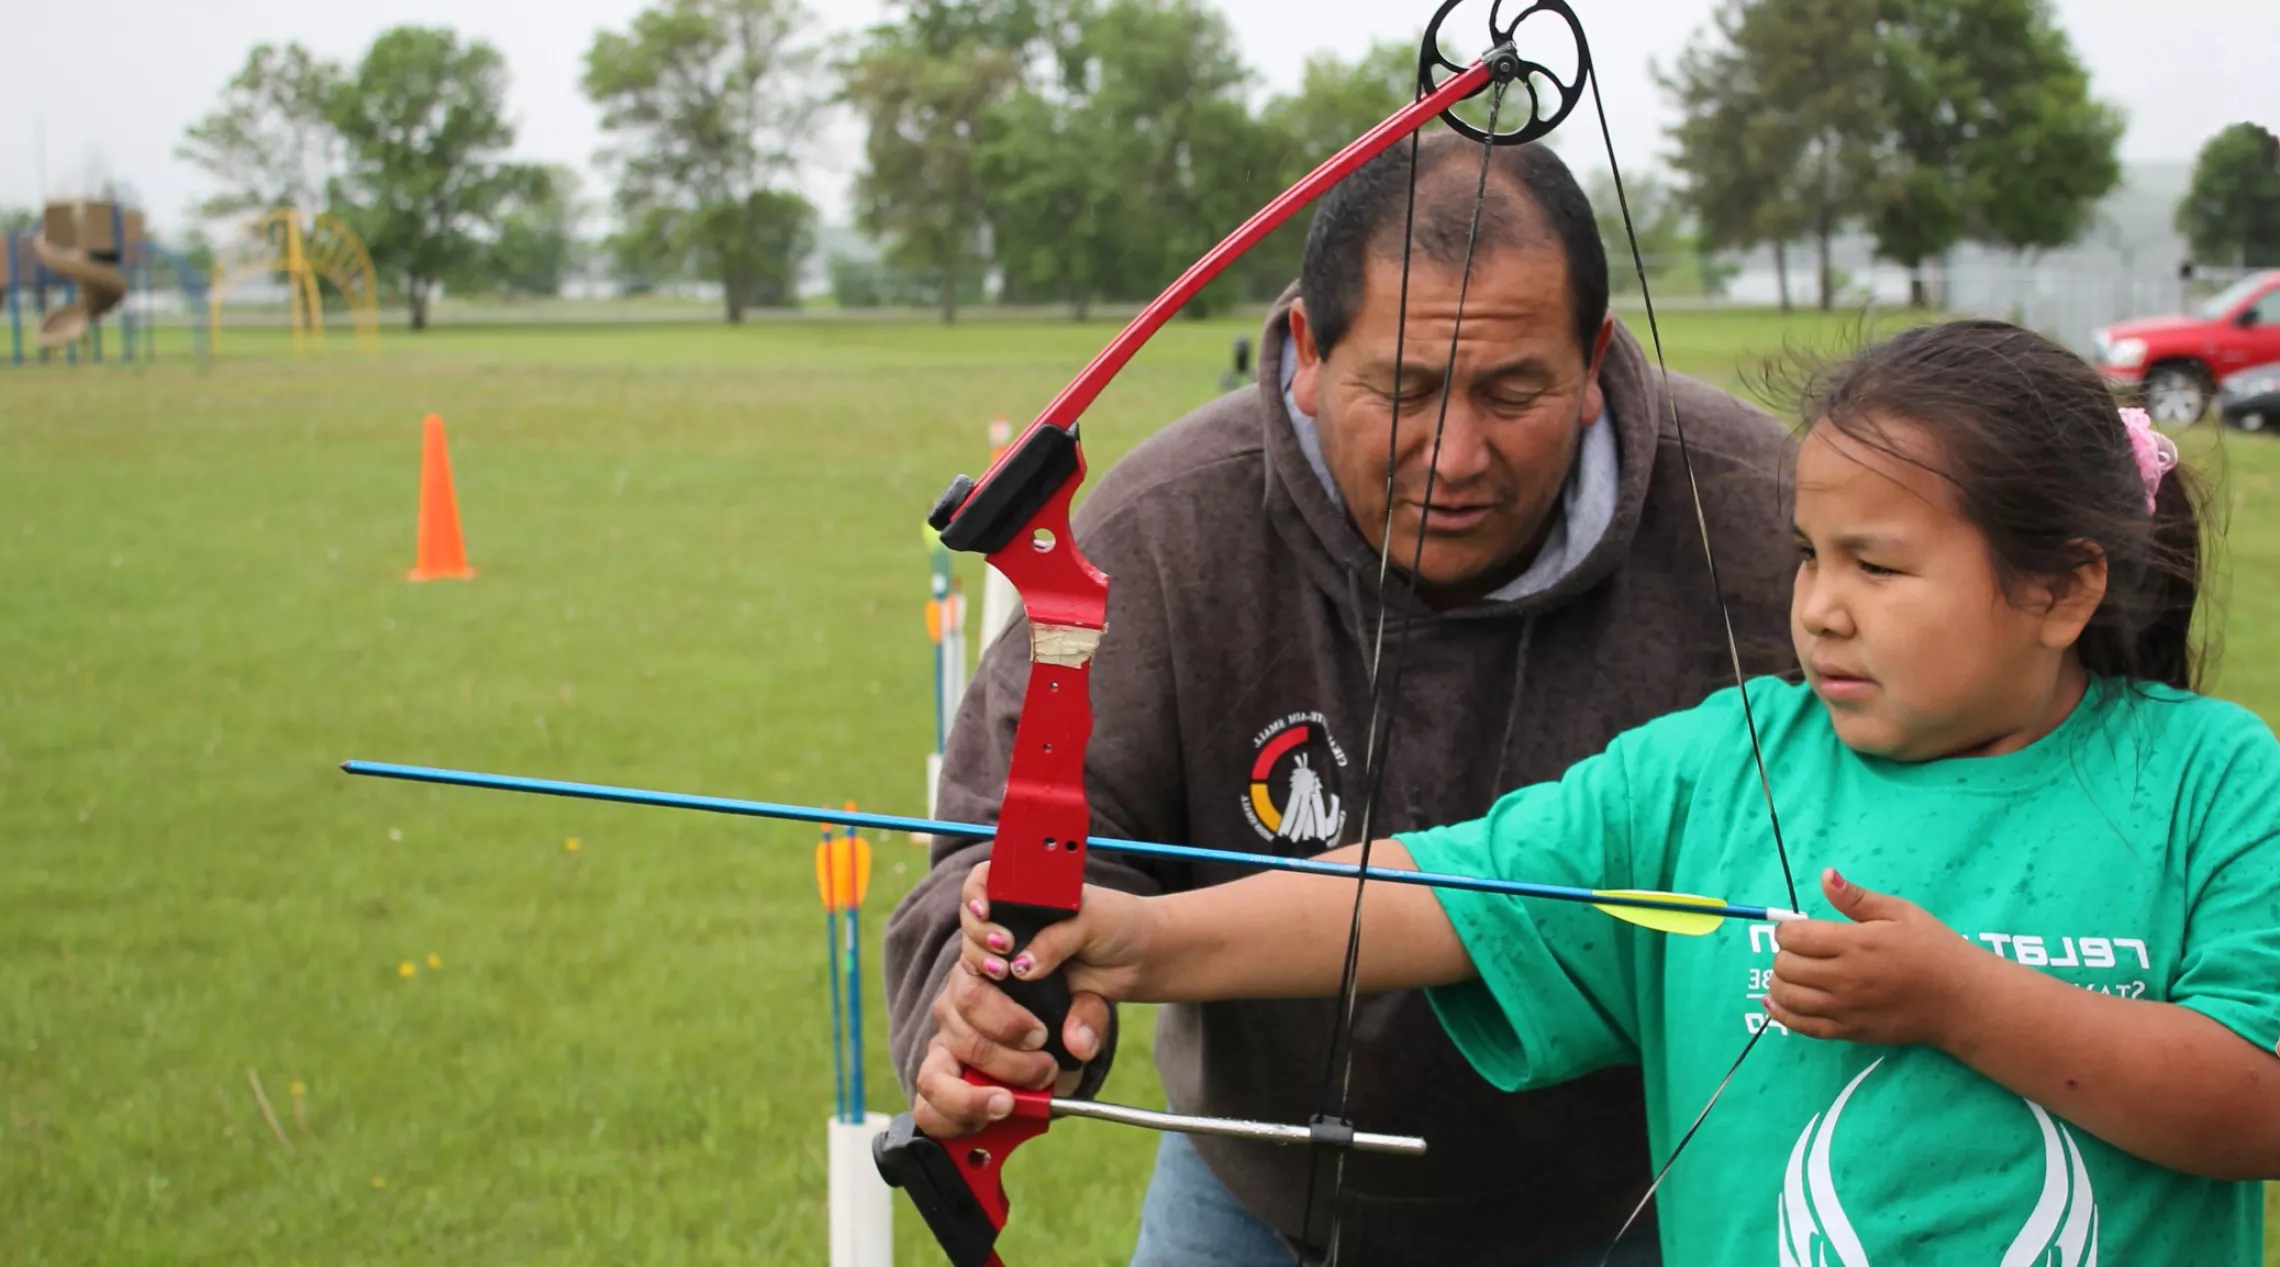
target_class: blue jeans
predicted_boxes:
[1129,1132,1662,1267]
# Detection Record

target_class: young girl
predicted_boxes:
[927,320,2280,1262]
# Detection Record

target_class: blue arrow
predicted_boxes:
[341,760,1804,930]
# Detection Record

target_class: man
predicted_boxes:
[884,136,1794,1265]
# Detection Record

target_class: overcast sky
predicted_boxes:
[3,0,2269,239]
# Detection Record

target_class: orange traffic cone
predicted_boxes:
[407,413,476,581]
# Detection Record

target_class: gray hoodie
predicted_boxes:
[884,290,1795,1264]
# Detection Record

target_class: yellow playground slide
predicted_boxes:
[30,202,133,349]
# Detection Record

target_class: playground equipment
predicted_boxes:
[209,208,380,356]
[3,199,210,367]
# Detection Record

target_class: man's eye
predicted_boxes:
[1796,543,1817,563]
[1859,560,1898,577]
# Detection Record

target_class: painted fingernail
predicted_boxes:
[985,930,1011,952]
[982,956,1007,978]
[969,899,988,919]
[1010,953,1035,977]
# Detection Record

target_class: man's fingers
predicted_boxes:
[912,1040,1015,1139]
[933,973,1060,1087]
[1061,991,1112,1064]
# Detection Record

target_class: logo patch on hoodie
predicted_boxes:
[1241,712,1350,847]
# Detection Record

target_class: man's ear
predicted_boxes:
[1579,315,1615,425]
[2033,543,2110,651]
[1289,299,1323,418]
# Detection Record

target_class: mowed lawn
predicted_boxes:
[3,308,2277,1265]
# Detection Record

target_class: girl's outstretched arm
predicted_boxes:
[966,840,1475,1006]
[1768,869,2280,1180]
[916,843,1473,1139]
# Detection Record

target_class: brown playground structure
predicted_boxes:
[2,199,207,367]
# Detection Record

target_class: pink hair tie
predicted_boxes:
[2120,407,2177,514]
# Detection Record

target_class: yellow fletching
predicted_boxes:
[814,841,836,911]
[852,838,873,907]
[1588,890,1728,937]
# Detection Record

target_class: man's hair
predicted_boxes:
[1297,134,1608,362]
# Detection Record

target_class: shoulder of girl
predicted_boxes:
[2112,682,2280,764]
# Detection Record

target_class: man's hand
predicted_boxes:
[909,862,1148,1139]
[1764,867,1996,1047]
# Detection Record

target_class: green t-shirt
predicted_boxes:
[1401,676,2280,1265]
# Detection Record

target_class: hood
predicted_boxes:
[1251,283,1663,630]
[2097,314,2201,341]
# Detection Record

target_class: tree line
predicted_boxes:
[168,0,2269,330]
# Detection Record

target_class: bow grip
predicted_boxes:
[989,900,1080,1070]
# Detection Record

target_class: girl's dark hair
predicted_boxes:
[1793,319,2213,691]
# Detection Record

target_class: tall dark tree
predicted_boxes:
[843,35,1022,322]
[584,0,822,323]
[1660,0,1877,312]
[1871,0,2123,302]
[327,28,541,330]
[2176,123,2280,269]
[177,43,343,220]
[980,0,1258,319]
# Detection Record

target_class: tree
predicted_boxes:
[1249,41,1413,299]
[1587,169,1690,295]
[1660,0,1876,312]
[1747,0,1881,310]
[843,34,1022,322]
[327,28,539,329]
[485,166,587,298]
[177,43,344,220]
[2176,123,2280,269]
[584,0,823,323]
[1870,0,2123,303]
[981,0,1259,319]
[977,84,1125,315]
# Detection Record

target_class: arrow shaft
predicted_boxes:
[341,760,1794,924]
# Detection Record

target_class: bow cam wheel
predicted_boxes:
[1418,0,1591,146]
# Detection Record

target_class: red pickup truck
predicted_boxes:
[2094,271,2280,423]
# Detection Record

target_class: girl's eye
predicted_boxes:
[1859,560,1898,577]
[1795,543,1817,563]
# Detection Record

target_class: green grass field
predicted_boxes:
[4,309,2277,1264]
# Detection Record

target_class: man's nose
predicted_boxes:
[1421,398,1495,484]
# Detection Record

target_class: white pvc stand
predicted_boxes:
[981,565,1018,652]
[828,1112,895,1267]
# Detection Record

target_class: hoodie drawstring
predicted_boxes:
[1489,616,1538,790]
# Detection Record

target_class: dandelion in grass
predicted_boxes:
[426,953,441,969]
[398,961,415,979]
